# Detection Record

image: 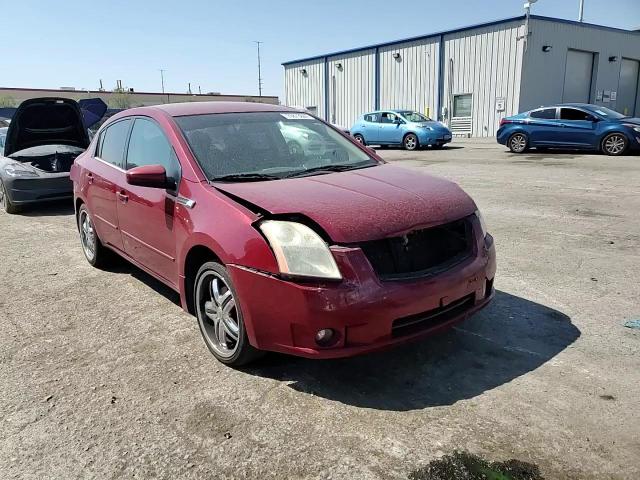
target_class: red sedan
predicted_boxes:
[70,102,496,366]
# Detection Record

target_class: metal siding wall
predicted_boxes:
[327,50,375,128]
[379,38,439,119]
[442,20,525,137]
[520,19,640,114]
[283,59,326,119]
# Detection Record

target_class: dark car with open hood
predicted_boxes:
[71,101,496,366]
[0,97,106,213]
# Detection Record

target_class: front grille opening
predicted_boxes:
[392,294,475,338]
[359,216,473,280]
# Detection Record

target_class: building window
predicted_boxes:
[453,94,472,118]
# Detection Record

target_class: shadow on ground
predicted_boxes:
[18,200,75,217]
[247,290,579,411]
[374,145,464,151]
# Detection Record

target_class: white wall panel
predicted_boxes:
[327,50,375,128]
[284,59,326,119]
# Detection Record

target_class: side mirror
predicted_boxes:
[126,164,168,189]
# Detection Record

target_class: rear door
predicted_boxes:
[85,118,132,251]
[526,107,561,145]
[557,108,598,147]
[118,117,181,286]
[361,113,380,143]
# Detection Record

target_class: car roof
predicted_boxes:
[531,103,597,111]
[128,101,294,117]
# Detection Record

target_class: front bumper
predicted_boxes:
[417,129,452,146]
[3,173,73,205]
[229,232,496,359]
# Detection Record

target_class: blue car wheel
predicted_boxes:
[601,133,628,156]
[508,132,528,153]
[353,133,366,146]
[403,133,419,151]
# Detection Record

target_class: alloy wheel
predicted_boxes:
[404,134,418,150]
[197,271,240,359]
[603,134,626,155]
[354,134,365,145]
[510,134,527,153]
[79,210,97,261]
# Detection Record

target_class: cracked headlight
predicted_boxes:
[4,163,39,177]
[259,220,342,280]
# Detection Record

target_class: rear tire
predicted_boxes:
[403,133,419,151]
[77,204,112,268]
[508,133,528,153]
[353,134,366,146]
[0,180,21,214]
[194,261,264,367]
[601,133,628,156]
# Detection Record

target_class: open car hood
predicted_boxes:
[215,164,477,243]
[3,97,104,157]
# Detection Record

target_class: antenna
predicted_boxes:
[254,41,263,96]
[579,0,585,22]
[159,69,166,94]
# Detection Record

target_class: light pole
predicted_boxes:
[254,41,263,97]
[579,0,585,22]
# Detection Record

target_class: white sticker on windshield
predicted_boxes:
[281,113,314,120]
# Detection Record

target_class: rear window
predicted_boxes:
[98,119,131,168]
[530,108,556,119]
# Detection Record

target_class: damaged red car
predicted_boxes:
[70,102,496,366]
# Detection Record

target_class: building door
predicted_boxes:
[450,94,472,136]
[618,58,639,117]
[563,50,594,103]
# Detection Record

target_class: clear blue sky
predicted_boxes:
[2,0,639,100]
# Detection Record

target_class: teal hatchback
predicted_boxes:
[350,110,452,151]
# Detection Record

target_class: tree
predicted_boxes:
[108,91,131,109]
[0,96,17,107]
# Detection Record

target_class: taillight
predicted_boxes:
[499,118,512,126]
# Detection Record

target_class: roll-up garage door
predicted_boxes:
[563,50,594,103]
[618,58,639,117]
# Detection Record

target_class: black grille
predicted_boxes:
[359,216,473,280]
[392,294,475,338]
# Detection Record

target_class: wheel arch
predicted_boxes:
[182,243,224,315]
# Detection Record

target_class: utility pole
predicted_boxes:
[254,41,263,96]
[159,69,166,94]
[578,0,585,22]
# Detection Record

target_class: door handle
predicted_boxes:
[559,123,567,128]
[117,191,129,203]
[86,173,94,184]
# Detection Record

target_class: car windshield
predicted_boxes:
[398,111,431,122]
[175,112,377,181]
[589,106,627,119]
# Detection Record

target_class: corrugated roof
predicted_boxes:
[282,15,639,66]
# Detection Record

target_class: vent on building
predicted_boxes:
[450,117,472,136]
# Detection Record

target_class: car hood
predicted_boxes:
[412,121,449,130]
[3,97,99,157]
[621,117,640,126]
[215,164,477,243]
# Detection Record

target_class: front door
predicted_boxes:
[378,112,404,144]
[556,108,598,147]
[85,118,132,251]
[118,117,181,286]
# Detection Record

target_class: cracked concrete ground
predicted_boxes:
[1,139,638,479]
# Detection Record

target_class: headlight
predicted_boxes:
[623,124,640,133]
[421,125,433,131]
[4,163,39,177]
[259,220,342,280]
[475,209,488,237]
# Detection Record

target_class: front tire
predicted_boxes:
[194,261,263,367]
[403,133,419,151]
[353,134,366,146]
[77,204,112,268]
[508,133,528,153]
[0,180,21,214]
[601,133,628,156]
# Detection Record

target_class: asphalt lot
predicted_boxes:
[1,139,639,479]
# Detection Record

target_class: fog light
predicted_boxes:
[315,328,335,346]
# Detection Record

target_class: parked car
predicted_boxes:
[0,97,106,213]
[0,127,6,150]
[497,103,640,155]
[350,110,452,150]
[71,102,496,366]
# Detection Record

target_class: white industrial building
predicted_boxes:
[283,15,640,137]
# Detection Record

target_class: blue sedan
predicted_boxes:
[497,103,640,156]
[350,110,452,151]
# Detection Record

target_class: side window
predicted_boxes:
[364,114,378,122]
[530,108,556,119]
[380,112,397,124]
[99,119,132,168]
[560,108,595,121]
[126,118,181,186]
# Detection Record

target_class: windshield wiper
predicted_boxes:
[283,163,373,179]
[210,173,280,182]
